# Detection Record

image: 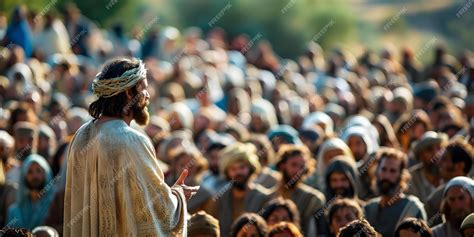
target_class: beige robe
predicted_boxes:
[64,119,187,236]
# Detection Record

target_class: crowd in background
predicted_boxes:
[0,3,474,237]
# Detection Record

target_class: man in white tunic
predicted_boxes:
[64,58,198,236]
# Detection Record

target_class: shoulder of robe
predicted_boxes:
[253,183,273,196]
[298,183,326,202]
[408,163,423,172]
[99,123,153,150]
[363,196,382,208]
[404,194,425,209]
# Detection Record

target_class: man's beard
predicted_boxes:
[233,174,251,191]
[25,178,45,191]
[377,179,399,196]
[210,166,219,176]
[446,207,471,229]
[283,170,301,189]
[331,187,353,198]
[132,99,150,126]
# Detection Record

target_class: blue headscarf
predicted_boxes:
[4,7,33,57]
[6,154,55,230]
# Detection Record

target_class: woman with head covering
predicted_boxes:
[250,98,278,134]
[6,154,55,230]
[341,125,377,163]
[305,137,354,191]
[302,111,334,138]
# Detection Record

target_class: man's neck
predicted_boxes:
[422,168,440,186]
[379,191,404,208]
[232,187,246,199]
[99,115,132,126]
[30,191,40,202]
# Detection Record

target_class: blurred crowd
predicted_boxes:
[0,3,474,237]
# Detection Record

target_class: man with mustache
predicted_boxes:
[274,144,326,236]
[432,176,474,237]
[203,142,272,236]
[407,131,448,203]
[425,139,474,226]
[64,58,199,236]
[6,154,55,230]
[364,147,426,237]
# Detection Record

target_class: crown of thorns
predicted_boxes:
[92,60,147,98]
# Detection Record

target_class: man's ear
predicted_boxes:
[125,88,133,100]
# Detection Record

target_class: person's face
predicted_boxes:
[330,207,358,235]
[411,123,426,141]
[398,229,421,237]
[267,207,291,226]
[347,135,367,161]
[236,224,259,237]
[206,148,221,175]
[323,149,344,166]
[419,143,442,164]
[0,143,12,160]
[131,79,150,126]
[329,171,351,197]
[445,186,472,221]
[15,135,34,155]
[229,96,240,115]
[193,114,210,133]
[227,161,251,188]
[438,152,460,181]
[282,155,306,185]
[250,114,264,133]
[26,162,46,191]
[377,157,402,195]
[38,136,50,151]
[463,227,474,237]
[271,136,289,152]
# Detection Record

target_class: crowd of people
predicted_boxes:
[0,3,473,237]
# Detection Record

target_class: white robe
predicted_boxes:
[64,119,187,236]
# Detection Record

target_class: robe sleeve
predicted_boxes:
[124,132,187,235]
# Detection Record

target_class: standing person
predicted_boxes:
[64,58,198,236]
[364,148,426,237]
[432,177,474,237]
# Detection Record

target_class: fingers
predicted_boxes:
[183,185,200,193]
[175,169,188,185]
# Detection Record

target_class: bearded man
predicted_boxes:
[364,148,426,237]
[64,58,198,236]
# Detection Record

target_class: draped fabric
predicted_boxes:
[64,119,187,236]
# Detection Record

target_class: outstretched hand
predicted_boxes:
[174,169,200,200]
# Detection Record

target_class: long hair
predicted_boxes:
[88,58,140,119]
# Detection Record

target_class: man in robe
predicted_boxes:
[64,58,199,236]
[364,148,426,237]
[203,142,272,236]
[274,144,326,236]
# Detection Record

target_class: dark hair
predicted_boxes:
[395,217,432,237]
[276,144,314,176]
[376,147,411,191]
[443,139,474,174]
[88,58,140,119]
[230,213,268,237]
[0,228,33,237]
[338,219,379,237]
[268,222,303,237]
[261,198,300,227]
[327,198,363,225]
